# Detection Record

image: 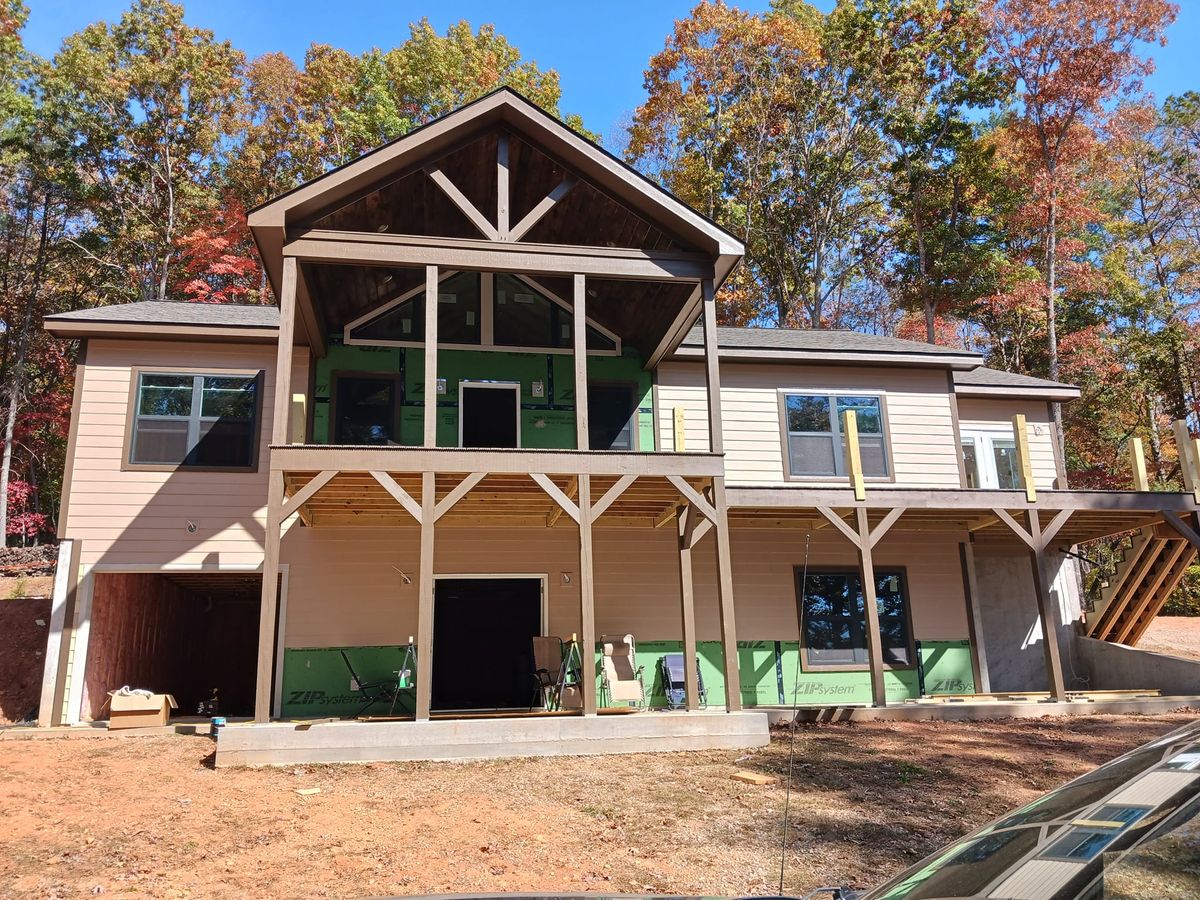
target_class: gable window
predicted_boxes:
[783,393,888,479]
[129,371,261,470]
[961,432,1020,489]
[796,567,913,669]
[345,270,619,355]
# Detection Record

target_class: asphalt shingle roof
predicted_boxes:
[681,324,979,358]
[952,366,1075,392]
[46,300,279,328]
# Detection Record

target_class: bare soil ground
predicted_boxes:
[0,575,54,599]
[0,597,51,724]
[1140,616,1200,661]
[1,712,1196,899]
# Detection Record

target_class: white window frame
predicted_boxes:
[344,270,621,356]
[458,380,522,449]
[960,430,1019,490]
[779,389,891,481]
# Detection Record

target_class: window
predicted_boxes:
[783,393,888,478]
[332,375,399,445]
[796,568,913,669]
[353,271,482,345]
[587,384,637,450]
[129,371,260,469]
[961,432,1021,489]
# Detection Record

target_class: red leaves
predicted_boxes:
[171,195,262,304]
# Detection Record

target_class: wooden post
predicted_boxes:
[497,132,510,239]
[290,393,307,445]
[1012,414,1036,502]
[272,257,298,445]
[843,409,866,501]
[856,507,888,707]
[1026,510,1067,700]
[254,472,285,722]
[701,279,742,710]
[676,504,701,711]
[573,274,588,450]
[423,265,439,448]
[577,473,597,715]
[1171,420,1200,503]
[415,470,436,721]
[673,407,686,452]
[1129,437,1150,492]
[958,539,991,694]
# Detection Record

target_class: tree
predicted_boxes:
[983,0,1177,450]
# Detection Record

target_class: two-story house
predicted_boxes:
[36,90,1200,764]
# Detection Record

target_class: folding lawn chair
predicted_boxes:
[599,633,645,709]
[340,647,413,718]
[660,653,707,709]
[531,635,566,711]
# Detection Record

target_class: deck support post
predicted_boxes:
[573,274,588,450]
[959,538,991,694]
[415,470,436,721]
[577,473,597,715]
[701,278,741,710]
[254,256,298,722]
[855,507,889,708]
[423,264,439,447]
[676,504,701,711]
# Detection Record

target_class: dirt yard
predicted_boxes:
[0,597,51,724]
[1140,616,1200,661]
[1,712,1195,898]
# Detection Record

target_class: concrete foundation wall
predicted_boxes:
[1075,636,1200,695]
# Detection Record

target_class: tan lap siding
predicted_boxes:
[65,339,308,568]
[956,398,1059,489]
[279,525,967,649]
[656,361,961,487]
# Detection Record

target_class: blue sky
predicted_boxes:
[23,0,1199,150]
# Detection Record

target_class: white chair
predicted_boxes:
[600,633,645,709]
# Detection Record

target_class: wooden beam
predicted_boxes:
[1039,509,1074,548]
[688,516,714,549]
[653,502,679,528]
[959,540,991,693]
[426,166,499,240]
[496,132,510,239]
[726,485,1200,512]
[673,406,686,452]
[272,257,298,445]
[843,409,866,501]
[1113,539,1191,645]
[992,508,1037,551]
[1161,510,1200,550]
[415,471,436,721]
[677,504,701,712]
[867,506,905,549]
[573,274,589,451]
[547,476,578,527]
[254,472,285,722]
[666,475,718,525]
[285,228,713,282]
[710,476,742,711]
[423,264,438,447]
[1029,542,1067,701]
[281,469,337,520]
[1172,420,1200,504]
[577,474,598,716]
[508,176,576,241]
[591,474,637,520]
[1129,437,1150,492]
[290,394,307,445]
[370,471,423,523]
[856,507,888,708]
[701,280,723,454]
[815,506,863,549]
[433,472,487,522]
[531,473,580,524]
[1013,414,1036,502]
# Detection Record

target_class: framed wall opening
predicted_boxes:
[459,381,520,448]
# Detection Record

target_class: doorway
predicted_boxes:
[588,383,637,450]
[431,577,542,710]
[459,381,520,448]
[332,374,400,445]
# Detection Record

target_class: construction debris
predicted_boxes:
[730,770,777,786]
[294,787,321,796]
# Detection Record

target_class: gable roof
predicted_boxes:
[952,365,1080,400]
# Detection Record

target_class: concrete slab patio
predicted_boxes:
[214,710,771,767]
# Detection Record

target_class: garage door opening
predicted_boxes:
[431,577,542,711]
[81,572,263,721]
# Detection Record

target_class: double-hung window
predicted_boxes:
[796,568,914,669]
[129,371,261,469]
[783,393,889,478]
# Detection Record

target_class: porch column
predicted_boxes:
[959,539,991,693]
[701,278,742,710]
[577,473,598,715]
[855,507,889,708]
[423,264,439,447]
[415,470,436,720]
[1027,510,1067,700]
[676,504,701,711]
[255,256,298,722]
[573,274,589,450]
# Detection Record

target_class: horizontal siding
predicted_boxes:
[280,524,968,649]
[657,361,961,487]
[65,339,309,568]
[957,398,1060,489]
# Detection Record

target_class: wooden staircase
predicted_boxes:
[1087,525,1195,645]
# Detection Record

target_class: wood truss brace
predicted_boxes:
[369,471,423,524]
[992,508,1073,552]
[425,132,578,244]
[815,505,904,550]
[280,470,337,520]
[1160,510,1200,549]
[676,503,714,550]
[533,472,639,524]
[666,475,718,526]
[433,472,487,523]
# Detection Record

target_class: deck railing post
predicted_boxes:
[1012,414,1036,502]
[843,409,866,501]
[1128,436,1150,492]
[423,264,439,448]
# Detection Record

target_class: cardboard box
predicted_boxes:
[107,692,178,729]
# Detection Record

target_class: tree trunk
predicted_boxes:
[1045,184,1064,457]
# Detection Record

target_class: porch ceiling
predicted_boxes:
[282,471,711,529]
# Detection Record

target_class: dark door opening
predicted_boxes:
[460,384,519,448]
[431,578,541,710]
[588,384,636,450]
[333,375,399,445]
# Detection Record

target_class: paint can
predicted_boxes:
[210,716,226,739]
